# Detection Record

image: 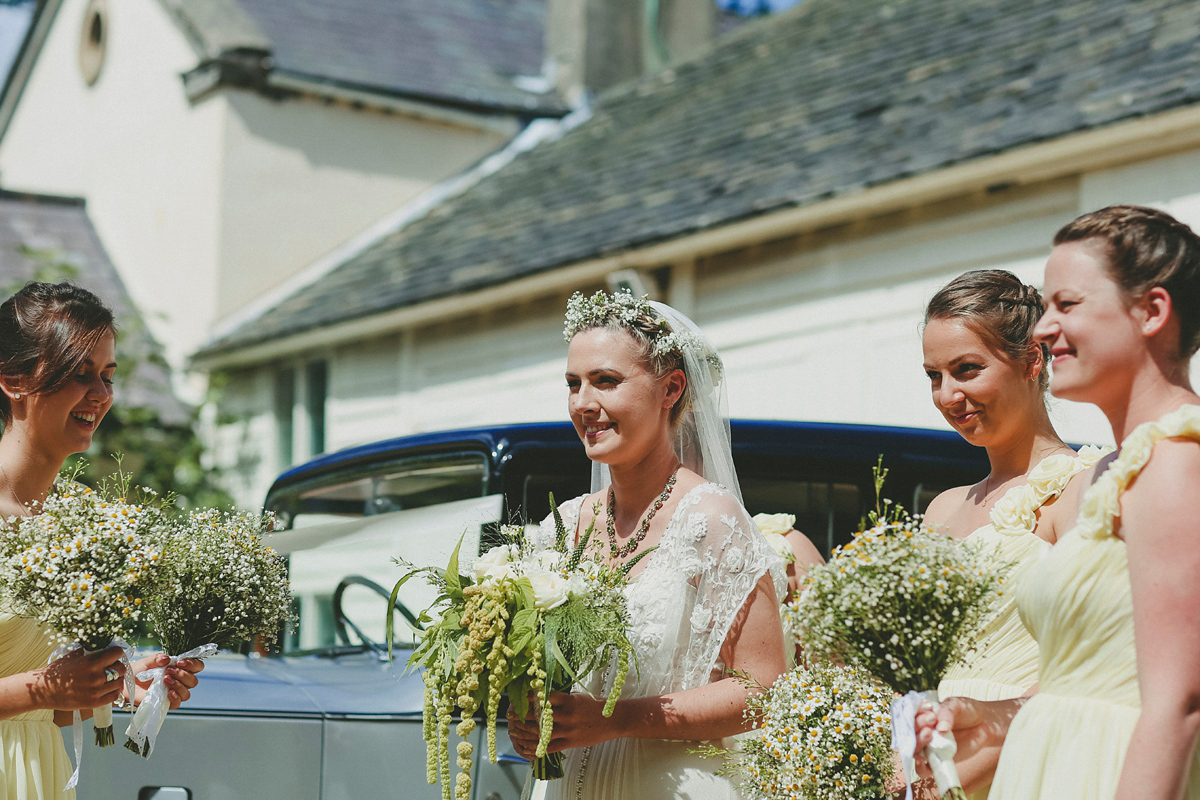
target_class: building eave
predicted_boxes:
[191,100,1200,371]
[183,60,564,133]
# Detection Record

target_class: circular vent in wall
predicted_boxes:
[78,0,107,86]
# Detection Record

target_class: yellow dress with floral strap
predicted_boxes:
[0,609,74,799]
[936,446,1109,800]
[939,446,1110,708]
[989,405,1200,800]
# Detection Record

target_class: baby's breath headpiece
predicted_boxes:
[563,290,705,360]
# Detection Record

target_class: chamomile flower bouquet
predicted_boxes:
[712,663,894,800]
[787,463,1005,800]
[0,470,168,750]
[126,507,292,757]
[391,498,645,800]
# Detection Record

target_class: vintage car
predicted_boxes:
[76,420,987,800]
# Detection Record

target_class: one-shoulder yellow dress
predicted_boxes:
[936,447,1108,800]
[939,447,1109,705]
[989,405,1200,800]
[0,610,74,799]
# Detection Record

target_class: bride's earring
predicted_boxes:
[12,394,20,400]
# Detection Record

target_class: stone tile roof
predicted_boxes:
[160,0,565,114]
[0,191,189,423]
[199,0,1200,357]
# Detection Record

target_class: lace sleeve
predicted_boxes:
[675,485,787,689]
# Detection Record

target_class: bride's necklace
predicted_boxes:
[606,468,679,560]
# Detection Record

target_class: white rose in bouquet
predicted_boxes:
[473,544,518,583]
[527,569,569,610]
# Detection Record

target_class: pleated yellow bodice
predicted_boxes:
[0,610,75,799]
[939,446,1108,703]
[989,405,1200,800]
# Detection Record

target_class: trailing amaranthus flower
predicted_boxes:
[390,494,646,800]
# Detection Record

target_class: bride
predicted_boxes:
[507,291,787,800]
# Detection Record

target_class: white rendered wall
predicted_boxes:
[0,0,516,375]
[215,93,512,322]
[0,0,224,373]
[697,182,1115,447]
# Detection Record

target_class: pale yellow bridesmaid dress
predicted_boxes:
[989,405,1200,800]
[936,447,1107,800]
[940,446,1109,704]
[0,610,75,800]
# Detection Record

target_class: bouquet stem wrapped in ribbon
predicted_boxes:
[392,495,644,800]
[787,462,1005,800]
[124,643,218,756]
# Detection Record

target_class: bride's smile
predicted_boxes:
[565,326,681,469]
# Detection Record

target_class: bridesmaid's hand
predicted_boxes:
[913,696,1022,789]
[506,692,618,757]
[127,654,205,710]
[33,645,125,712]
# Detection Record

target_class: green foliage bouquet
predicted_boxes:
[391,500,644,800]
[0,473,169,767]
[126,507,292,757]
[712,663,894,800]
[788,477,1004,800]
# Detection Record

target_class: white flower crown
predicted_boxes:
[563,290,706,361]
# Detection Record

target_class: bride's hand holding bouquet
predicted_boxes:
[391,499,645,800]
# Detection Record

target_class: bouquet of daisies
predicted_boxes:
[125,507,292,757]
[0,472,168,769]
[787,464,1005,800]
[391,499,644,800]
[710,663,894,800]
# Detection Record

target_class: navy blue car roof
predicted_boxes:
[267,419,987,499]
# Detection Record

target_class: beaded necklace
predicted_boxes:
[605,468,678,560]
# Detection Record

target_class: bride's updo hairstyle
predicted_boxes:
[1053,205,1200,359]
[564,290,710,425]
[0,282,115,426]
[925,269,1050,391]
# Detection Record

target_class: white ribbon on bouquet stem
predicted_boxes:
[48,637,135,791]
[891,689,962,800]
[124,643,217,757]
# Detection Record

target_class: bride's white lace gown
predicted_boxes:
[529,483,786,800]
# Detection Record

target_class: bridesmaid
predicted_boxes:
[919,270,1108,796]
[916,205,1200,799]
[0,282,203,799]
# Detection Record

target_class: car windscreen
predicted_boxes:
[268,450,490,529]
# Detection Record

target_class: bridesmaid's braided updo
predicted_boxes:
[924,269,1050,391]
